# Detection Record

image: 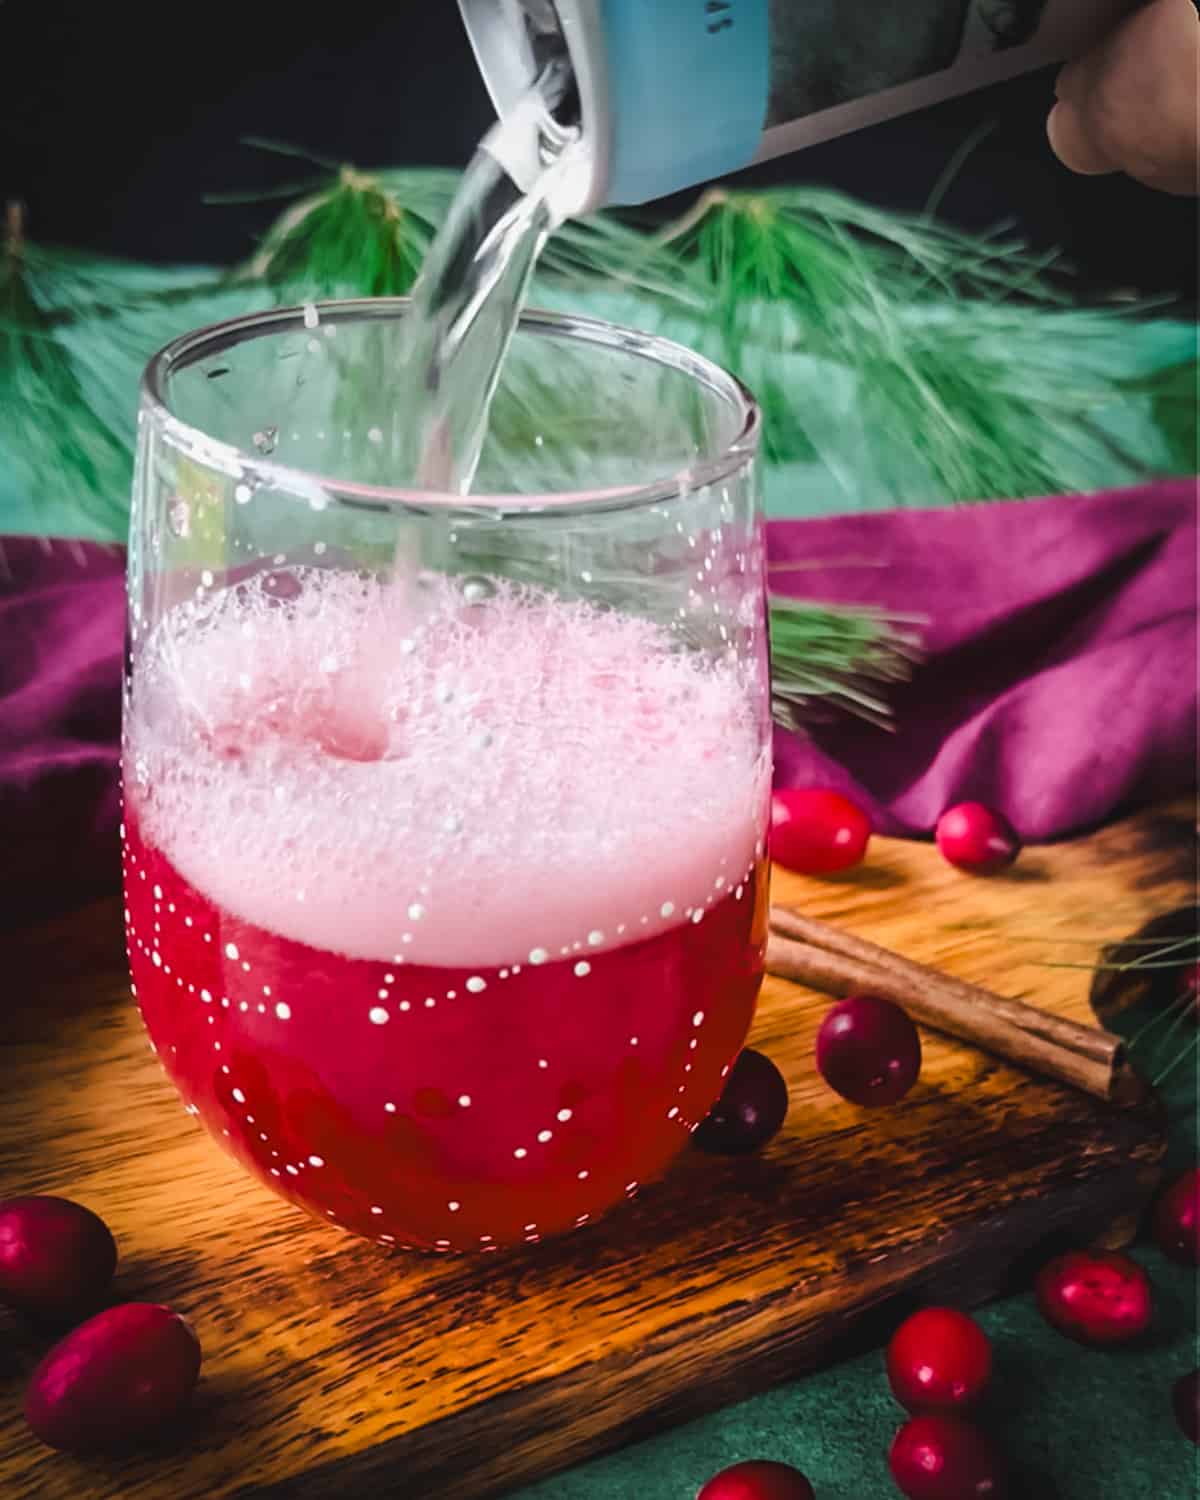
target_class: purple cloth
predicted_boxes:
[1,480,1195,924]
[771,481,1197,838]
[0,539,124,929]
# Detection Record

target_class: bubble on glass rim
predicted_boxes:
[461,576,495,605]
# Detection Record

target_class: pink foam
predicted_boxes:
[128,570,768,967]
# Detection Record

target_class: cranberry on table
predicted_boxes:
[770,788,871,875]
[934,804,1021,875]
[694,1049,790,1155]
[24,1302,202,1453]
[888,1415,1005,1500]
[816,995,922,1107]
[887,1307,993,1414]
[697,1458,816,1500]
[1034,1249,1152,1345]
[1173,1368,1199,1444]
[1153,1168,1200,1265]
[0,1196,117,1321]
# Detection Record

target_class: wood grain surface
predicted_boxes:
[0,804,1193,1500]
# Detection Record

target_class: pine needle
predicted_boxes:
[538,209,707,313]
[769,596,922,731]
[242,157,461,300]
[1078,921,1198,1094]
[1121,359,1199,473]
[638,187,1196,500]
[0,204,133,538]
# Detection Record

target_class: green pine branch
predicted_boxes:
[769,596,923,731]
[232,148,461,299]
[0,203,132,536]
[638,187,1190,499]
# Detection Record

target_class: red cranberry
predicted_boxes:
[1153,1168,1200,1265]
[24,1302,202,1453]
[696,1459,815,1500]
[816,995,921,1107]
[934,803,1021,875]
[694,1049,790,1155]
[0,1196,117,1321]
[888,1415,1004,1499]
[1173,1368,1199,1444]
[887,1307,993,1414]
[1034,1249,1152,1345]
[770,788,871,875]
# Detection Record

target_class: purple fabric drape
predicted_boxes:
[1,540,124,929]
[770,481,1197,838]
[2,480,1196,927]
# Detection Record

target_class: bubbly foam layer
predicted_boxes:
[127,569,768,966]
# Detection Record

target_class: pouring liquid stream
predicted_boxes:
[400,62,583,497]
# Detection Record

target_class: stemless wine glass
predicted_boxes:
[123,300,770,1251]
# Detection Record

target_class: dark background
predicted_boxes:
[2,1,1196,303]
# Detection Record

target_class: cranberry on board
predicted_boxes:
[934,804,1021,875]
[887,1307,993,1414]
[24,1302,202,1453]
[1152,1168,1200,1265]
[770,788,871,875]
[888,1415,1005,1500]
[1034,1249,1152,1345]
[693,1049,790,1155]
[696,1459,816,1500]
[0,1196,117,1321]
[815,995,922,1107]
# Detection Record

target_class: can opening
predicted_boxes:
[519,0,581,129]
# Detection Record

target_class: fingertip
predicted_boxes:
[1046,100,1116,176]
[1052,56,1085,103]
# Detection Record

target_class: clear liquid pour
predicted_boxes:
[401,64,582,496]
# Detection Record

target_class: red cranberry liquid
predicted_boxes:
[125,818,765,1249]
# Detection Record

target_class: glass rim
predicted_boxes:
[140,297,761,517]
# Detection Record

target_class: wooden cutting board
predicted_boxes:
[0,804,1192,1500]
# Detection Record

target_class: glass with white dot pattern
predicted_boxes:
[123,299,770,1249]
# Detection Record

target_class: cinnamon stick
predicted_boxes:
[771,907,1122,1068]
[766,910,1141,1107]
